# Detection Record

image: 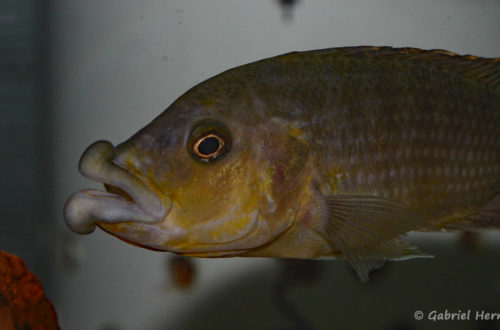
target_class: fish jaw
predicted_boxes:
[63,140,170,234]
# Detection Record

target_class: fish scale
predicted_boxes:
[317,88,498,222]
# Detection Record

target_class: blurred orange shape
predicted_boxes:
[0,250,59,330]
[168,256,195,289]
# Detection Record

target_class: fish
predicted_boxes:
[63,46,500,282]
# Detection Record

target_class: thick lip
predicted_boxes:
[63,140,168,234]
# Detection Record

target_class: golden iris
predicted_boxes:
[193,133,225,159]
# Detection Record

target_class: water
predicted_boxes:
[4,1,499,329]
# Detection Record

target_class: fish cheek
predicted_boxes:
[165,148,261,245]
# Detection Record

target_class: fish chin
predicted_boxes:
[96,204,274,255]
[63,140,169,234]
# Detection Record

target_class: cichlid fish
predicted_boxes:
[64,46,500,282]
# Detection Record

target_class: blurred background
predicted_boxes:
[1,0,499,329]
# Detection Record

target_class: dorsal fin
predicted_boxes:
[289,46,500,91]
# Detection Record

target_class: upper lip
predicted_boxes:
[63,140,168,234]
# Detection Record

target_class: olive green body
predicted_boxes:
[65,47,500,282]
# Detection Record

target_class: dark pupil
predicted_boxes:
[198,136,220,156]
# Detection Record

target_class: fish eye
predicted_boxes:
[188,120,231,163]
[193,133,224,159]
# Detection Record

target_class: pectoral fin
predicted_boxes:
[315,195,430,282]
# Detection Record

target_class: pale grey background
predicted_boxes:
[46,1,500,329]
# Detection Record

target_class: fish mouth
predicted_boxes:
[63,140,169,234]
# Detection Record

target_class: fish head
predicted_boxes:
[64,88,311,256]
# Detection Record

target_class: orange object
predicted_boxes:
[169,256,195,289]
[0,250,59,330]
